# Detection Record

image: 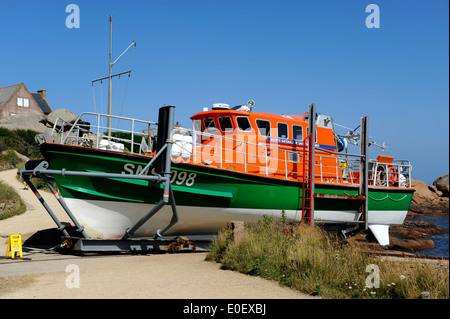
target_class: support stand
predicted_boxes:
[17,105,198,253]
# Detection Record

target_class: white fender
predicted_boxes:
[171,133,183,158]
[181,134,193,160]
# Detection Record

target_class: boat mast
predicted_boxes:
[92,15,136,137]
[108,15,113,136]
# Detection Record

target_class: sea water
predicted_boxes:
[416,214,449,258]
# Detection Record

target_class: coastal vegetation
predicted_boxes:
[206,216,449,299]
[0,149,21,170]
[0,127,55,191]
[0,127,41,161]
[0,180,26,220]
[0,127,47,220]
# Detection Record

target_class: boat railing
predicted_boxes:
[50,117,73,142]
[48,112,158,155]
[367,159,412,188]
[186,129,309,179]
[172,129,412,188]
[44,112,412,188]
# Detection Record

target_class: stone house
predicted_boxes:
[0,83,52,120]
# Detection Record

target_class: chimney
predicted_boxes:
[37,89,47,99]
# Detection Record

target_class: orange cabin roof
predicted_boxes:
[191,110,307,123]
[190,109,337,152]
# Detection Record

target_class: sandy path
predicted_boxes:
[0,169,316,299]
[0,169,72,237]
[1,253,314,299]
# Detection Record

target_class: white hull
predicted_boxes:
[315,209,408,225]
[64,199,407,240]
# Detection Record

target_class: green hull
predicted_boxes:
[40,143,413,214]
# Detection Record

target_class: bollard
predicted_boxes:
[227,221,244,244]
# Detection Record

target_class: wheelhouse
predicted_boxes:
[188,104,342,183]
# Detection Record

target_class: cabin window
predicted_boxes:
[293,125,303,141]
[218,116,233,132]
[236,116,252,132]
[256,119,271,137]
[277,123,288,139]
[193,119,202,132]
[204,118,217,133]
[289,152,299,162]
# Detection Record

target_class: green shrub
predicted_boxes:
[0,127,41,159]
[0,149,23,168]
[0,181,26,220]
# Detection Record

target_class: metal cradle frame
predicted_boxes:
[18,105,210,253]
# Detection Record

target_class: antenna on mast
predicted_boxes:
[91,15,136,136]
[335,123,389,151]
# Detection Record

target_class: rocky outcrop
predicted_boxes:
[0,108,79,135]
[409,177,449,215]
[46,108,78,127]
[433,174,449,197]
[348,220,447,253]
[0,112,52,134]
[389,220,447,251]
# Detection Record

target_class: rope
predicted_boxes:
[118,45,136,119]
[343,191,407,202]
[100,80,104,128]
[368,194,407,202]
[119,73,132,118]
[91,83,97,113]
[100,80,103,115]
[117,45,136,130]
[114,74,121,129]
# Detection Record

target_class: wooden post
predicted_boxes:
[227,221,244,244]
[308,103,316,226]
[360,116,369,230]
[420,292,430,299]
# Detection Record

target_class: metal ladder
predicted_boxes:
[301,103,317,226]
[301,132,314,225]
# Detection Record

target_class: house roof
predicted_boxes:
[31,92,52,114]
[0,83,52,115]
[0,84,21,107]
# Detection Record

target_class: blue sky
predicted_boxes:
[1,0,448,184]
